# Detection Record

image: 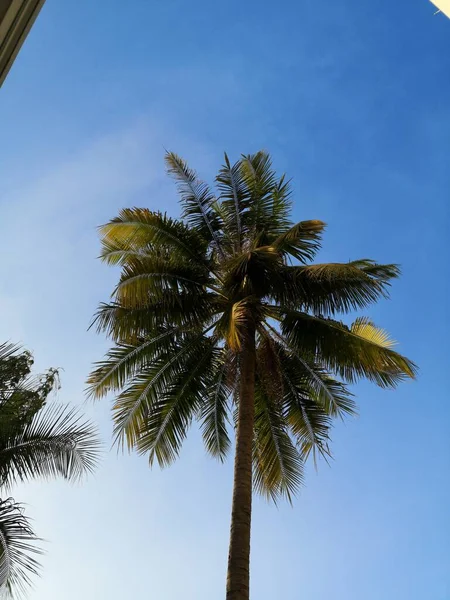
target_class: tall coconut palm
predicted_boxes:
[0,343,100,597]
[88,151,416,600]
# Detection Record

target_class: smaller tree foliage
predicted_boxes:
[0,343,100,598]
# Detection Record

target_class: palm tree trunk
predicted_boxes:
[226,325,256,600]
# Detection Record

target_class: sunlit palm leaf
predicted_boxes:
[214,299,250,352]
[240,151,291,241]
[100,209,208,265]
[351,317,397,348]
[278,308,417,387]
[114,255,210,309]
[270,219,325,263]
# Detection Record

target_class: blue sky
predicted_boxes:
[0,0,449,598]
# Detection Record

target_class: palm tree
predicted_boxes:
[88,151,416,600]
[0,343,100,597]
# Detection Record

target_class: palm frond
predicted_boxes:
[253,380,303,504]
[135,340,218,467]
[240,152,291,241]
[270,220,325,263]
[263,323,356,418]
[91,291,216,342]
[270,174,293,234]
[199,350,232,461]
[0,405,100,490]
[86,327,180,400]
[90,302,159,342]
[257,327,337,463]
[222,247,283,298]
[165,152,223,255]
[0,498,41,598]
[273,260,399,314]
[216,153,249,250]
[113,254,210,309]
[278,350,334,462]
[351,317,397,348]
[99,209,208,265]
[111,332,215,450]
[278,308,417,387]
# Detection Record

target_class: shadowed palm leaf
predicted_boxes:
[0,499,40,599]
[0,405,99,491]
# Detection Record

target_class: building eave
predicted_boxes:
[0,0,46,87]
[430,0,450,18]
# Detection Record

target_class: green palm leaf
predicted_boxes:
[216,153,249,250]
[270,219,325,263]
[278,351,333,459]
[0,405,99,490]
[111,333,215,451]
[100,209,208,265]
[87,328,180,400]
[136,339,218,466]
[278,308,417,387]
[240,152,293,244]
[253,380,303,503]
[273,260,399,314]
[114,255,210,309]
[165,152,223,254]
[0,498,41,598]
[199,350,232,461]
[91,291,215,341]
[263,323,356,418]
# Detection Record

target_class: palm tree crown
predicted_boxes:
[88,150,415,600]
[88,150,416,497]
